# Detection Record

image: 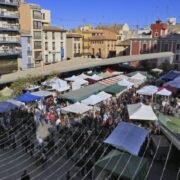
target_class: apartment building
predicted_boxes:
[19,2,51,67]
[89,30,117,59]
[43,26,66,64]
[0,0,21,74]
[66,33,83,59]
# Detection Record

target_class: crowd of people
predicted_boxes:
[0,71,179,180]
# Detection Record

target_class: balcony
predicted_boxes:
[0,24,19,31]
[0,11,19,19]
[0,49,21,56]
[0,36,20,43]
[0,0,19,7]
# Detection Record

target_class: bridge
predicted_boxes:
[0,52,174,84]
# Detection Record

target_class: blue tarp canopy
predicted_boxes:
[164,75,180,89]
[15,92,41,103]
[161,70,180,81]
[104,122,149,155]
[0,101,17,113]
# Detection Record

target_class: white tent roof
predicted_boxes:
[42,78,70,92]
[6,99,25,107]
[62,102,92,114]
[89,74,103,81]
[78,73,91,80]
[131,72,147,81]
[127,103,158,121]
[81,94,103,105]
[97,91,112,101]
[118,79,134,88]
[73,78,88,85]
[156,88,172,96]
[31,91,53,97]
[65,75,80,82]
[137,85,158,96]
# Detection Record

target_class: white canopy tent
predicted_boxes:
[118,79,134,89]
[89,74,103,81]
[127,103,158,121]
[62,102,92,114]
[156,88,172,96]
[65,75,80,82]
[25,85,40,91]
[137,85,158,96]
[97,91,112,101]
[78,73,91,80]
[81,95,103,106]
[42,77,70,92]
[31,91,53,97]
[131,72,147,82]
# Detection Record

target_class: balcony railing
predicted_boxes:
[0,36,20,43]
[0,0,19,6]
[0,24,19,31]
[34,55,42,60]
[0,49,21,56]
[0,11,19,18]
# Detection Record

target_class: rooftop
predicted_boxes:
[66,33,82,38]
[43,26,67,32]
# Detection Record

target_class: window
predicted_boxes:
[34,31,41,39]
[74,44,76,49]
[45,55,48,62]
[164,44,168,52]
[154,44,157,50]
[52,42,55,50]
[33,10,42,20]
[42,13,45,20]
[27,37,31,44]
[154,32,159,37]
[143,44,147,51]
[53,54,56,63]
[78,43,80,49]
[45,32,48,40]
[176,54,179,61]
[177,44,180,50]
[52,32,55,40]
[45,42,48,51]
[28,57,31,64]
[34,51,42,60]
[33,21,42,29]
[61,33,63,40]
[61,42,63,48]
[34,41,42,49]
[74,37,80,41]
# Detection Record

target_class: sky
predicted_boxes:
[26,0,180,29]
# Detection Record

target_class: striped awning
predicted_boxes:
[99,75,125,86]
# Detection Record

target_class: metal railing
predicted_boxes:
[0,49,21,55]
[0,0,19,6]
[0,24,19,30]
[0,11,19,18]
[0,36,20,42]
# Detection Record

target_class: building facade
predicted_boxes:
[42,26,66,64]
[89,30,117,59]
[19,2,51,67]
[21,32,33,69]
[0,0,21,74]
[66,33,83,59]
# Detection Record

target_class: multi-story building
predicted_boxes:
[66,33,83,59]
[76,26,103,57]
[89,30,117,59]
[19,2,51,67]
[42,26,66,64]
[0,0,21,74]
[21,31,33,69]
